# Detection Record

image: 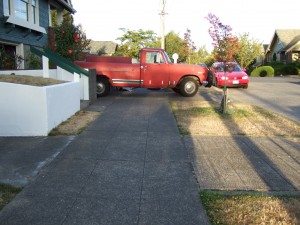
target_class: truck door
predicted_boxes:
[140,51,169,88]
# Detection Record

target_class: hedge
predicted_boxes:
[267,62,300,76]
[251,66,275,77]
[281,65,299,75]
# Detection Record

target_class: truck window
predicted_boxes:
[163,51,172,63]
[146,52,165,64]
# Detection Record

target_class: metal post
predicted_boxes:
[159,0,166,49]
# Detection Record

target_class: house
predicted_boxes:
[253,44,269,67]
[0,0,75,69]
[265,29,300,63]
[88,41,118,56]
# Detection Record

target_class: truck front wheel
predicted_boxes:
[97,78,110,97]
[179,77,199,97]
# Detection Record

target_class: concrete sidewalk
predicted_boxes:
[0,94,210,224]
[184,135,300,193]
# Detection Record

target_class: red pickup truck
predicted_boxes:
[75,48,211,97]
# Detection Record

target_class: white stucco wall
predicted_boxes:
[0,69,89,100]
[0,82,80,136]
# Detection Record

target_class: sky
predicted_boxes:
[71,0,300,52]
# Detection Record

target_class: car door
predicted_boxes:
[140,51,169,88]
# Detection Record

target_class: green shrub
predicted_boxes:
[281,65,299,75]
[269,62,284,75]
[27,53,42,69]
[251,66,275,77]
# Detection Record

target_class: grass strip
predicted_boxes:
[0,183,22,210]
[200,191,300,225]
[49,111,100,136]
[170,101,300,137]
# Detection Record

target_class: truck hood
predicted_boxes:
[171,63,208,76]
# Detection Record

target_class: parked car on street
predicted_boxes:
[210,62,249,89]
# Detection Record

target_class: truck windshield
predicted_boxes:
[163,51,172,63]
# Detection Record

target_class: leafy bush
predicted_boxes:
[27,53,42,69]
[269,62,284,75]
[266,62,300,76]
[281,65,299,75]
[251,66,274,77]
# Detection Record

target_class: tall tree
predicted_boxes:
[164,31,189,63]
[206,13,239,113]
[235,33,262,70]
[114,29,157,58]
[189,45,210,64]
[184,29,196,64]
[52,13,90,61]
[206,13,239,62]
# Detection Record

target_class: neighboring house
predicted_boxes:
[265,29,300,63]
[89,41,118,56]
[253,44,268,67]
[0,0,75,69]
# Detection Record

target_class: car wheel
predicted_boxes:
[179,77,199,97]
[243,85,248,89]
[97,78,110,97]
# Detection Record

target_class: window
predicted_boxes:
[4,0,45,33]
[3,0,10,16]
[146,52,165,64]
[15,0,29,21]
[31,0,36,23]
[5,0,38,24]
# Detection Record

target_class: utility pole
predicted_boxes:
[159,0,167,49]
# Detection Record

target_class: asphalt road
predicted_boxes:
[222,76,300,123]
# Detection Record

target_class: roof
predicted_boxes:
[263,44,269,52]
[275,29,300,46]
[282,35,300,52]
[53,0,76,13]
[267,29,300,52]
[89,41,118,55]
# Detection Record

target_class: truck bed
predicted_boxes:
[75,61,141,87]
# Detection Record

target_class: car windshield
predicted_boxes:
[216,63,242,72]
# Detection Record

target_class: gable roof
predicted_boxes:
[276,29,300,46]
[268,29,300,52]
[282,35,300,52]
[89,41,118,55]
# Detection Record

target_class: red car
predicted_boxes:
[211,62,249,89]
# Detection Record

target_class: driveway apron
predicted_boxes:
[0,94,210,225]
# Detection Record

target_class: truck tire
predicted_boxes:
[179,77,199,97]
[97,78,110,97]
